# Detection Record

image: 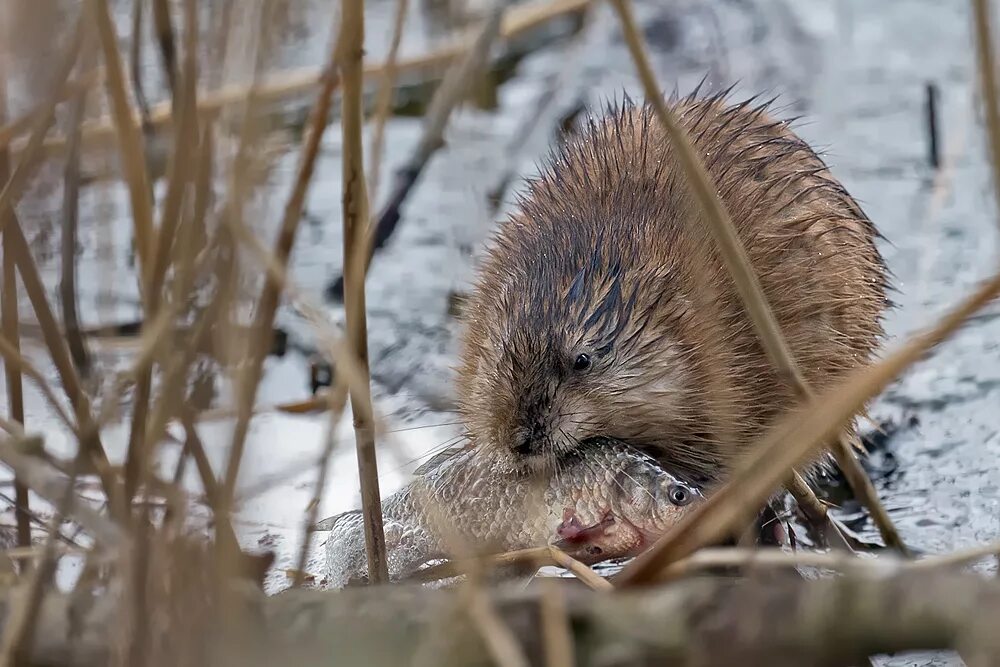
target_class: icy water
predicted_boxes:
[2,1,999,665]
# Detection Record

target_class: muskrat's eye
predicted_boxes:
[573,353,592,371]
[667,484,692,506]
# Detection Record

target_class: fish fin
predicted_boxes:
[313,509,363,532]
[413,444,472,476]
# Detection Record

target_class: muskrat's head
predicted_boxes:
[456,220,711,476]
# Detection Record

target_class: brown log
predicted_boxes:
[7,568,1000,666]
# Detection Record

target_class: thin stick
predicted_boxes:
[338,0,390,585]
[464,583,530,667]
[88,0,156,290]
[122,0,200,505]
[0,447,86,665]
[0,68,101,149]
[538,577,575,667]
[0,23,31,552]
[651,542,1000,580]
[0,434,122,547]
[607,0,906,555]
[0,18,84,240]
[326,4,504,300]
[218,15,345,526]
[130,0,153,129]
[6,215,120,513]
[151,0,178,95]
[973,0,1000,231]
[17,0,591,160]
[0,331,77,433]
[367,0,409,205]
[292,384,349,587]
[60,42,93,378]
[547,546,613,591]
[616,270,1000,586]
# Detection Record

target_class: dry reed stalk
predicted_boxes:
[367,0,410,204]
[538,576,574,667]
[657,546,885,579]
[128,235,237,664]
[974,0,1000,231]
[126,19,204,650]
[338,0,390,585]
[206,0,286,573]
[0,335,76,433]
[0,266,29,554]
[785,471,841,541]
[22,0,590,160]
[328,4,504,301]
[616,270,1000,587]
[547,546,613,591]
[5,215,120,515]
[463,580,531,667]
[122,0,201,505]
[0,434,123,547]
[152,0,178,94]
[164,0,205,308]
[88,0,157,289]
[0,37,32,552]
[0,19,84,239]
[0,69,100,149]
[60,56,92,379]
[217,6,345,545]
[653,542,1000,578]
[130,0,153,129]
[0,415,26,436]
[607,0,906,554]
[292,383,350,587]
[0,447,86,666]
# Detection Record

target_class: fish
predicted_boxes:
[318,437,705,588]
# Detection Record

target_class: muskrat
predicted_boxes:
[456,90,887,485]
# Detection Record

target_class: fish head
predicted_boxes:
[610,455,705,540]
[551,452,705,564]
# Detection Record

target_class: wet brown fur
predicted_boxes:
[456,90,888,485]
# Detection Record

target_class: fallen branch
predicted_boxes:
[5,0,590,161]
[7,568,1000,666]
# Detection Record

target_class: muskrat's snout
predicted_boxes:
[506,389,565,463]
[509,407,560,465]
[513,429,543,457]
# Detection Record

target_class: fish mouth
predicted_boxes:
[551,508,650,564]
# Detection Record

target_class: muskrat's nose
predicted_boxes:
[514,435,541,457]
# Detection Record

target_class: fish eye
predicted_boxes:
[667,484,692,506]
[573,353,592,371]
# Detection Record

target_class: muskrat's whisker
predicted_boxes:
[386,421,465,433]
[398,435,469,470]
[759,508,794,531]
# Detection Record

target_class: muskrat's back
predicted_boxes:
[457,92,887,483]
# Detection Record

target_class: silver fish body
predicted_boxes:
[321,438,703,588]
